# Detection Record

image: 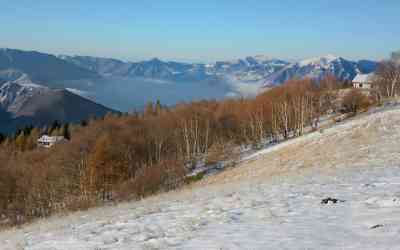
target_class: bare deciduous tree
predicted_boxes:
[374,53,400,98]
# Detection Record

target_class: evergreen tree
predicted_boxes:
[14,128,22,140]
[23,125,33,136]
[0,133,5,144]
[80,120,88,127]
[144,101,154,117]
[155,99,162,115]
[49,120,61,135]
[61,123,71,140]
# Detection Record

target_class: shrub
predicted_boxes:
[342,89,371,113]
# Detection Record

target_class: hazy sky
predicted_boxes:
[1,0,399,62]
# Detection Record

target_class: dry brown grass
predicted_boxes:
[199,109,396,187]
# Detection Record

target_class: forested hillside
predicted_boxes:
[2,56,399,227]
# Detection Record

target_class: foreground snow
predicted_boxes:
[4,167,400,250]
[2,105,400,249]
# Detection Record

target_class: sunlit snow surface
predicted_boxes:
[2,104,400,249]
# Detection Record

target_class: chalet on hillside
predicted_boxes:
[352,73,375,89]
[37,135,67,148]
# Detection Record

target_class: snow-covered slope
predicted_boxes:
[0,80,49,115]
[2,103,400,249]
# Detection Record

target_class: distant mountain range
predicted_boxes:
[0,48,379,88]
[60,53,377,86]
[0,48,98,85]
[59,55,220,83]
[0,48,379,133]
[263,55,377,86]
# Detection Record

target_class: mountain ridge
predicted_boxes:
[0,48,99,86]
[59,52,378,86]
[263,55,377,86]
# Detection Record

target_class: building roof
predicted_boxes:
[352,73,375,83]
[37,135,65,143]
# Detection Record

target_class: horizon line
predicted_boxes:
[0,46,388,64]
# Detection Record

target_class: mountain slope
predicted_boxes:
[0,48,98,85]
[0,81,115,133]
[16,88,114,122]
[1,103,400,249]
[58,55,133,77]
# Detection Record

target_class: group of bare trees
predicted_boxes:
[0,76,343,227]
[372,52,400,99]
[268,79,318,140]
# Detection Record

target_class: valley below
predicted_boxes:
[85,76,253,112]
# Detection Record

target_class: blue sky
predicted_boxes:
[0,0,399,62]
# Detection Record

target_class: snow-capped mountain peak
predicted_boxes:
[298,54,340,67]
[263,54,377,86]
[252,54,271,62]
